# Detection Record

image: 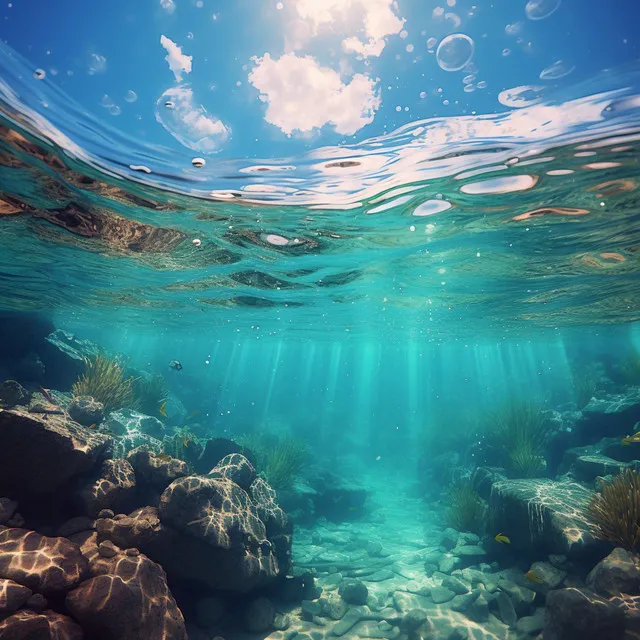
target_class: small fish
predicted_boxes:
[158,401,167,418]
[169,360,183,371]
[524,570,544,584]
[621,430,640,446]
[39,387,54,403]
[88,423,96,430]
[495,533,511,545]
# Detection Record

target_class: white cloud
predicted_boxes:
[160,0,176,13]
[155,85,230,153]
[248,53,380,135]
[160,35,192,82]
[293,0,404,57]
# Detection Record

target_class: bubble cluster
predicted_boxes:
[436,33,474,72]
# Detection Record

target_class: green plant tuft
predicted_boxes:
[586,469,640,551]
[486,401,551,477]
[72,354,137,412]
[134,374,169,416]
[445,480,486,534]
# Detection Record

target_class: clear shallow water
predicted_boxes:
[0,40,639,340]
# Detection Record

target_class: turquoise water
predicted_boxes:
[1,5,640,640]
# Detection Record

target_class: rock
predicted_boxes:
[528,560,567,589]
[516,608,545,635]
[494,591,517,628]
[354,620,400,639]
[127,447,188,492]
[497,577,536,616]
[544,587,625,640]
[0,380,30,407]
[339,579,368,605]
[0,410,110,501]
[587,547,640,596]
[0,609,84,639]
[367,569,394,582]
[430,586,455,604]
[400,608,428,632]
[195,596,225,629]
[243,597,274,632]
[453,545,487,566]
[332,608,363,636]
[302,599,322,618]
[580,389,640,439]
[488,477,603,558]
[274,614,290,630]
[0,528,88,594]
[67,395,104,427]
[111,433,163,459]
[367,541,384,557]
[105,409,165,439]
[440,528,460,551]
[194,437,256,475]
[25,593,48,611]
[66,544,187,640]
[307,470,368,521]
[207,453,256,491]
[40,328,100,389]
[441,575,470,595]
[97,540,118,558]
[450,589,481,612]
[0,497,18,525]
[322,593,348,620]
[0,578,32,614]
[7,513,24,528]
[56,516,95,538]
[76,458,137,517]
[438,556,461,574]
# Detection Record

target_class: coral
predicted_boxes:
[486,402,552,477]
[134,373,169,417]
[240,433,308,491]
[586,469,640,551]
[72,354,137,412]
[445,480,486,534]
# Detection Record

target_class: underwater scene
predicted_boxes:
[1,0,640,639]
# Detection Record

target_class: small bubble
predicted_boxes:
[477,80,488,89]
[427,37,437,49]
[193,238,202,246]
[165,100,175,109]
[419,91,427,98]
[109,105,121,116]
[400,29,408,39]
[125,90,137,103]
[33,68,45,80]
[502,48,511,56]
[395,105,402,112]
[406,44,414,52]
[192,157,206,167]
[276,1,283,8]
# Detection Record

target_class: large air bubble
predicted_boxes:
[525,0,561,20]
[436,34,474,72]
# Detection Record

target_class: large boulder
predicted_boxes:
[66,540,187,640]
[127,447,188,493]
[560,437,640,481]
[67,396,104,427]
[587,548,640,596]
[0,410,110,501]
[0,528,88,594]
[544,587,626,640]
[194,437,256,474]
[96,459,292,592]
[0,609,84,639]
[207,453,256,490]
[76,459,137,517]
[104,409,165,440]
[578,388,640,439]
[488,477,605,559]
[0,380,30,408]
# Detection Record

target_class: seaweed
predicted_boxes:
[445,480,486,534]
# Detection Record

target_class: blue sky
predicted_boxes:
[1,0,638,161]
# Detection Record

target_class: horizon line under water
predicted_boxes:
[0,40,639,341]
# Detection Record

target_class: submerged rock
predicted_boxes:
[587,547,640,596]
[66,540,187,640]
[127,446,188,493]
[0,578,32,615]
[0,409,110,501]
[207,452,256,490]
[68,395,104,426]
[0,528,88,595]
[0,380,30,408]
[339,579,369,605]
[242,597,275,632]
[0,609,84,639]
[76,458,137,517]
[544,587,626,640]
[488,477,603,558]
[40,329,101,390]
[194,437,256,474]
[105,409,165,440]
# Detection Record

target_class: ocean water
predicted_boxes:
[1,1,640,639]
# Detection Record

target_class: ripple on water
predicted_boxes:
[460,174,538,195]
[412,200,453,216]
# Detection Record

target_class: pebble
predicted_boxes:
[332,608,362,636]
[430,586,456,604]
[98,540,118,558]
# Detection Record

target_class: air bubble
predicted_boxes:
[525,0,561,20]
[436,33,474,72]
[192,157,206,167]
[33,68,45,80]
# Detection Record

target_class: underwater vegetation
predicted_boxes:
[134,373,170,417]
[572,366,600,409]
[445,479,486,535]
[486,402,552,478]
[586,468,640,551]
[240,432,308,491]
[72,354,137,412]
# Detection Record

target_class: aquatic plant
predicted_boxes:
[445,480,486,534]
[239,432,308,491]
[586,469,640,551]
[486,402,552,477]
[621,350,640,386]
[572,368,599,409]
[72,354,137,412]
[134,373,169,416]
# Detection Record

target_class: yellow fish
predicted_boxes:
[495,533,511,545]
[524,570,544,584]
[621,431,640,446]
[183,438,192,448]
[158,401,167,418]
